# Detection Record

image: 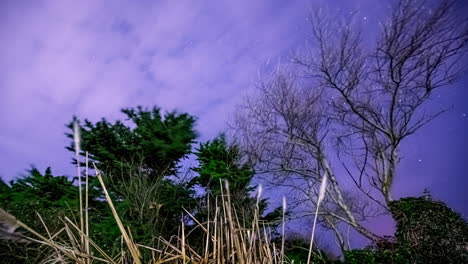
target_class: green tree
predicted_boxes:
[0,168,81,263]
[192,134,253,195]
[65,106,198,253]
[191,135,282,229]
[66,106,197,180]
[0,167,79,224]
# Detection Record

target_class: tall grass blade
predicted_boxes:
[73,120,84,249]
[307,173,328,264]
[93,163,142,264]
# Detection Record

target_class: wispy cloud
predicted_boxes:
[0,0,313,178]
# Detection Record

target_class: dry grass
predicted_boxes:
[0,169,297,264]
[0,163,339,264]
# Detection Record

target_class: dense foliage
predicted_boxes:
[0,168,81,262]
[281,235,338,264]
[191,135,284,230]
[390,196,468,263]
[192,134,253,194]
[0,167,80,233]
[1,106,200,262]
[344,195,468,264]
[192,135,259,216]
[64,106,199,252]
[66,106,197,180]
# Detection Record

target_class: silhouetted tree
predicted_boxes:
[234,0,468,252]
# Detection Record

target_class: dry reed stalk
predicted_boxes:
[181,217,186,264]
[204,195,210,263]
[63,216,116,263]
[85,151,90,259]
[224,181,245,264]
[307,172,328,264]
[214,202,220,264]
[93,163,142,264]
[36,212,66,262]
[0,209,88,263]
[73,121,84,250]
[281,196,286,264]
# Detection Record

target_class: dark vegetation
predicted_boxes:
[1,106,467,263]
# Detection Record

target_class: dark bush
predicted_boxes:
[345,195,468,264]
[389,196,468,263]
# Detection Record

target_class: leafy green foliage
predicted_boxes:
[344,250,376,264]
[110,174,196,249]
[283,235,337,264]
[191,135,268,221]
[389,196,468,263]
[345,195,468,264]
[189,134,259,247]
[0,168,131,261]
[191,135,284,248]
[0,168,80,262]
[192,134,253,194]
[0,167,79,227]
[345,245,411,264]
[16,105,468,263]
[63,105,199,256]
[66,106,197,180]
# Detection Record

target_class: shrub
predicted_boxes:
[344,249,376,264]
[389,196,468,263]
[345,195,468,264]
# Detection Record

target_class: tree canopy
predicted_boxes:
[66,106,197,180]
[192,134,253,194]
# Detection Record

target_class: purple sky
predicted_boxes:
[1,0,467,229]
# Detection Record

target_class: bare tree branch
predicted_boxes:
[233,0,468,254]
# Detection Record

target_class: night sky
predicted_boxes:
[1,0,467,228]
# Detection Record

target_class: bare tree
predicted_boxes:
[234,68,383,251]
[233,0,468,252]
[303,0,468,204]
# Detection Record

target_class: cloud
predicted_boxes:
[0,0,312,178]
